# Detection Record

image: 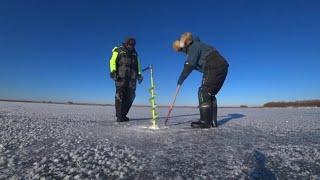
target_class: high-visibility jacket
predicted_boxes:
[109,46,142,81]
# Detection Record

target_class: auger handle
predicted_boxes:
[165,85,181,126]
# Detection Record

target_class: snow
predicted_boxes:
[0,101,319,179]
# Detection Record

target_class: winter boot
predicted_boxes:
[191,86,213,128]
[191,104,213,128]
[123,116,130,121]
[116,116,126,122]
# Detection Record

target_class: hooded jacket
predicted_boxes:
[184,36,215,72]
[177,37,228,85]
[109,45,142,82]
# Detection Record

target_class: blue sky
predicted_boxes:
[0,0,319,106]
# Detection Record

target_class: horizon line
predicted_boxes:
[0,99,263,108]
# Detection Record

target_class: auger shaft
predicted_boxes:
[143,65,158,128]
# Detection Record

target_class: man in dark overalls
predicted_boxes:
[109,37,143,122]
[173,32,229,128]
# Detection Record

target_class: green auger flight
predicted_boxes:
[142,65,158,128]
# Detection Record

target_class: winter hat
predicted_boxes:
[180,32,193,47]
[124,37,136,45]
[173,40,181,51]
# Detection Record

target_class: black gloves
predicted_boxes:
[177,76,184,85]
[137,75,143,84]
[110,71,117,81]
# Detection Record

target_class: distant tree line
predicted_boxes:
[264,100,320,107]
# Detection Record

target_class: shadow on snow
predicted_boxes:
[159,113,246,127]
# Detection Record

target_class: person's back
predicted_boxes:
[180,36,229,73]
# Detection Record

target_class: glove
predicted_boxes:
[110,71,117,81]
[137,75,143,84]
[177,78,184,86]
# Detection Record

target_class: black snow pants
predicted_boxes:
[198,52,229,127]
[115,70,137,120]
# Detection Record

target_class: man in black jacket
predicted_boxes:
[109,37,143,122]
[173,32,229,128]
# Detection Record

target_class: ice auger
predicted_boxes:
[142,65,158,128]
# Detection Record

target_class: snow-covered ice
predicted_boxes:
[0,101,319,179]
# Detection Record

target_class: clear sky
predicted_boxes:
[1,0,319,106]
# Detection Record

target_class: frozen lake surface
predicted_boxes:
[0,101,319,179]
